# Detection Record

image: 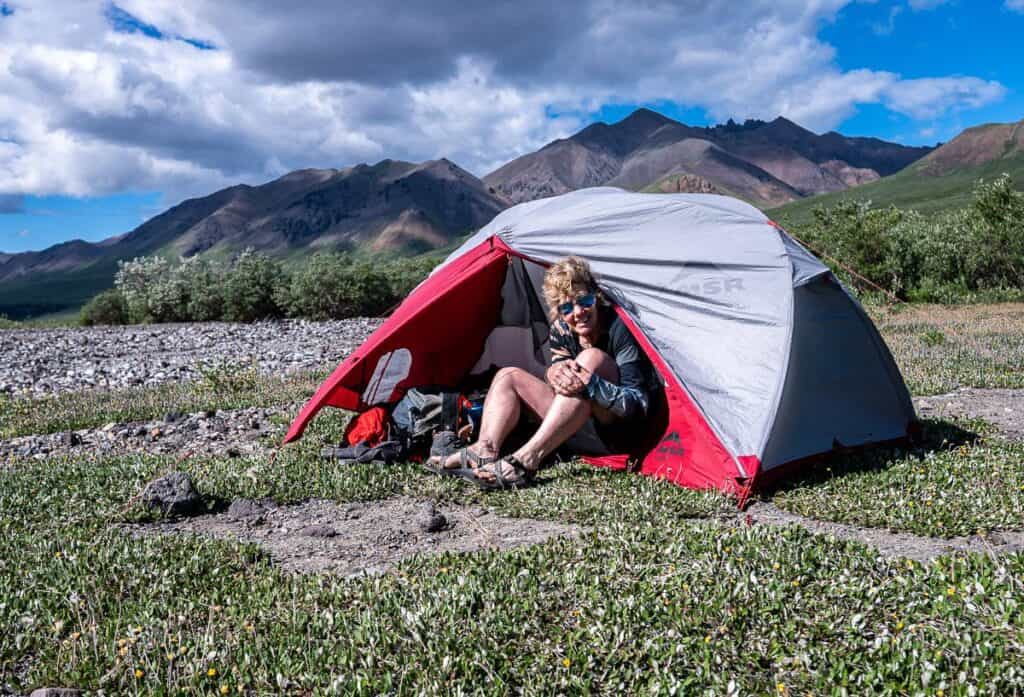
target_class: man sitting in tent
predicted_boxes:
[431,256,661,489]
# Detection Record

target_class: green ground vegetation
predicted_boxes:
[870,303,1024,395]
[770,153,1024,229]
[4,304,1024,692]
[3,445,1023,694]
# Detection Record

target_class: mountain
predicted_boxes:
[0,158,506,318]
[484,109,932,208]
[770,118,1024,229]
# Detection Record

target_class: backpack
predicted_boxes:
[390,387,463,452]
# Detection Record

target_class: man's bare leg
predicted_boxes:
[436,367,554,469]
[479,348,620,482]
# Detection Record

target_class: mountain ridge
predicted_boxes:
[1,109,945,318]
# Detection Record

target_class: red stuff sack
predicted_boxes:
[342,406,390,447]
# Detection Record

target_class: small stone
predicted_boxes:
[60,431,81,448]
[227,499,271,520]
[416,501,447,533]
[149,427,162,439]
[164,411,184,423]
[226,446,241,458]
[141,471,201,516]
[300,524,337,538]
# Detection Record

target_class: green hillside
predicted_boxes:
[768,153,1024,229]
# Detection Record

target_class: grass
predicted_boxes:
[0,363,328,439]
[3,447,1024,694]
[773,418,1024,537]
[869,302,1024,395]
[5,304,1024,692]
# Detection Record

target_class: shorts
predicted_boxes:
[563,417,612,456]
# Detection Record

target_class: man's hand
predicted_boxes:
[547,360,590,397]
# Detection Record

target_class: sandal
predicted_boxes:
[462,454,536,491]
[423,442,497,477]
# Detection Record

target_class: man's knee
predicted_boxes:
[576,348,618,382]
[493,366,530,389]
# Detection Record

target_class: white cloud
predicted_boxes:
[0,0,1008,207]
[882,77,1007,120]
[17,228,28,237]
[1006,0,1024,12]
[908,0,952,9]
[872,6,903,34]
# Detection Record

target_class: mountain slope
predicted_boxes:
[484,110,932,207]
[0,159,506,318]
[770,119,1024,229]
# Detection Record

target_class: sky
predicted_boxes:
[1,0,1022,253]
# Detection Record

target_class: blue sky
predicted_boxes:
[1,0,1022,254]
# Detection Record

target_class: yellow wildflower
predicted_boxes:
[208,668,218,678]
[221,686,230,695]
[562,658,571,668]
[134,669,144,679]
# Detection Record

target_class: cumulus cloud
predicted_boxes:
[0,0,1008,206]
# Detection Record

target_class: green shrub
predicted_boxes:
[278,252,396,319]
[222,248,287,322]
[798,173,1024,301]
[182,256,227,321]
[79,289,129,326]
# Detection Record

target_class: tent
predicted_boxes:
[283,188,917,499]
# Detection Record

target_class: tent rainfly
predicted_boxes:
[284,188,918,500]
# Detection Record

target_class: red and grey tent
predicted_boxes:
[284,188,917,499]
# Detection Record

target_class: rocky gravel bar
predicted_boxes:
[0,404,289,460]
[0,318,380,397]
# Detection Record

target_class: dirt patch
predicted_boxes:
[744,501,1024,561]
[133,497,582,576]
[914,387,1024,440]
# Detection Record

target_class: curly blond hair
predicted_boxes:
[542,255,604,320]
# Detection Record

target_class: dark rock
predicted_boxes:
[142,471,201,515]
[417,502,447,533]
[300,524,337,538]
[60,431,82,448]
[227,498,272,520]
[164,410,184,423]
[226,446,241,458]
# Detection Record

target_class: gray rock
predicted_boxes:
[417,502,447,533]
[300,524,337,538]
[142,471,201,515]
[227,498,272,520]
[30,688,83,696]
[59,431,82,448]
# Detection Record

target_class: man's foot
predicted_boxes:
[428,441,498,471]
[475,451,539,484]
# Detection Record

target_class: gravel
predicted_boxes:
[132,497,583,576]
[0,404,291,460]
[0,318,380,397]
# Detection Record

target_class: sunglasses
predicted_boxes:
[558,292,597,316]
